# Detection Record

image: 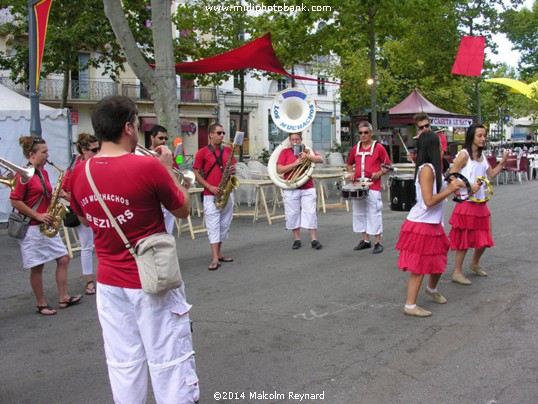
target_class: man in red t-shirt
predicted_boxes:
[409,113,449,172]
[346,122,391,254]
[277,132,324,250]
[193,123,237,270]
[70,96,199,403]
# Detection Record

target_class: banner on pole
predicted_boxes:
[34,0,53,88]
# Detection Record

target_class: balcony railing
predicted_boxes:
[0,77,118,101]
[0,77,217,104]
[121,83,217,104]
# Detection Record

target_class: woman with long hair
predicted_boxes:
[448,124,509,285]
[396,131,464,317]
[62,133,100,295]
[10,136,82,315]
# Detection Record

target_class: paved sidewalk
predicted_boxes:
[1,180,537,403]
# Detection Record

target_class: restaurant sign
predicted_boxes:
[431,117,473,127]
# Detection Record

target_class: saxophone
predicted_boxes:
[40,160,69,237]
[214,142,239,210]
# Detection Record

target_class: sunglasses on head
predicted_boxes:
[86,147,101,153]
[32,137,46,145]
[418,123,430,130]
[358,131,370,135]
[212,131,225,136]
[157,136,168,141]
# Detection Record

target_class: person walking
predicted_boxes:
[396,131,465,317]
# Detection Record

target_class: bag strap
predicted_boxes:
[84,158,135,255]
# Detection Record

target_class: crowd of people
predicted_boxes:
[5,99,508,400]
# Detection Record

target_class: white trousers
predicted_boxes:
[162,207,176,235]
[203,193,234,244]
[283,188,317,230]
[96,283,199,404]
[351,189,383,236]
[75,224,94,276]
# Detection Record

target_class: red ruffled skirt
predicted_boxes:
[448,202,493,250]
[396,220,450,274]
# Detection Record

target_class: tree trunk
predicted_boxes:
[103,0,180,137]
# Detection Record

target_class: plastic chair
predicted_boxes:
[503,157,519,183]
[486,155,500,185]
[516,156,530,183]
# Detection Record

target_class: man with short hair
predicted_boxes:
[70,95,199,403]
[413,113,449,171]
[149,124,168,150]
[346,122,391,254]
[193,123,237,270]
[148,124,176,234]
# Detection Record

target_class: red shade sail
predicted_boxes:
[451,36,485,77]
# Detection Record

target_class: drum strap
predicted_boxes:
[356,141,377,179]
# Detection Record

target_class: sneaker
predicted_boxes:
[470,265,487,277]
[452,273,472,285]
[404,306,432,317]
[292,240,301,250]
[425,289,447,304]
[373,243,384,254]
[311,240,322,250]
[353,240,371,250]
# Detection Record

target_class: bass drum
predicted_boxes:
[388,174,416,211]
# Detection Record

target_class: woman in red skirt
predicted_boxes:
[448,124,509,285]
[396,131,464,317]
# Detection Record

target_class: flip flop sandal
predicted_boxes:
[36,305,57,316]
[208,262,220,270]
[85,281,96,295]
[58,295,82,309]
[218,257,234,262]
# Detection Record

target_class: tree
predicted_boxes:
[501,1,538,79]
[0,1,126,108]
[103,0,181,136]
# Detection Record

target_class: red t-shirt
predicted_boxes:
[62,157,82,193]
[347,142,391,191]
[276,148,315,189]
[70,154,185,289]
[10,167,53,226]
[193,146,237,196]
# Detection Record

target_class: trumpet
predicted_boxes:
[135,144,195,189]
[0,157,35,190]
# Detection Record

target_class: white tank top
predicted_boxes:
[457,149,489,200]
[407,164,447,225]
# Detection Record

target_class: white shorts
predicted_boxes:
[97,283,199,404]
[283,188,318,230]
[351,189,383,236]
[19,225,68,269]
[203,193,234,244]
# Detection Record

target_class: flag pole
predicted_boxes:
[28,0,42,139]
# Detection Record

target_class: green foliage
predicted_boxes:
[259,148,271,165]
[501,2,538,79]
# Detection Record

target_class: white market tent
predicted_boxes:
[0,84,72,222]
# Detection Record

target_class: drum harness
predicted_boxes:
[356,141,387,181]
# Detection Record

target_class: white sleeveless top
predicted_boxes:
[457,149,489,200]
[407,164,447,225]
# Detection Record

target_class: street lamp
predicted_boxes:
[366,77,375,86]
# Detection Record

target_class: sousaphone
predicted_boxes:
[268,88,317,189]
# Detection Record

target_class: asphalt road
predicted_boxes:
[1,177,537,404]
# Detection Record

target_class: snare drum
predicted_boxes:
[388,174,416,211]
[341,183,369,200]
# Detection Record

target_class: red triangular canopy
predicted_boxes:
[389,89,455,115]
[173,33,338,84]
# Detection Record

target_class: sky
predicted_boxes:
[487,0,534,67]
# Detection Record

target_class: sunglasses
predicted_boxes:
[418,123,430,130]
[32,137,46,145]
[157,136,168,141]
[86,147,101,153]
[358,131,370,135]
[212,131,225,136]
